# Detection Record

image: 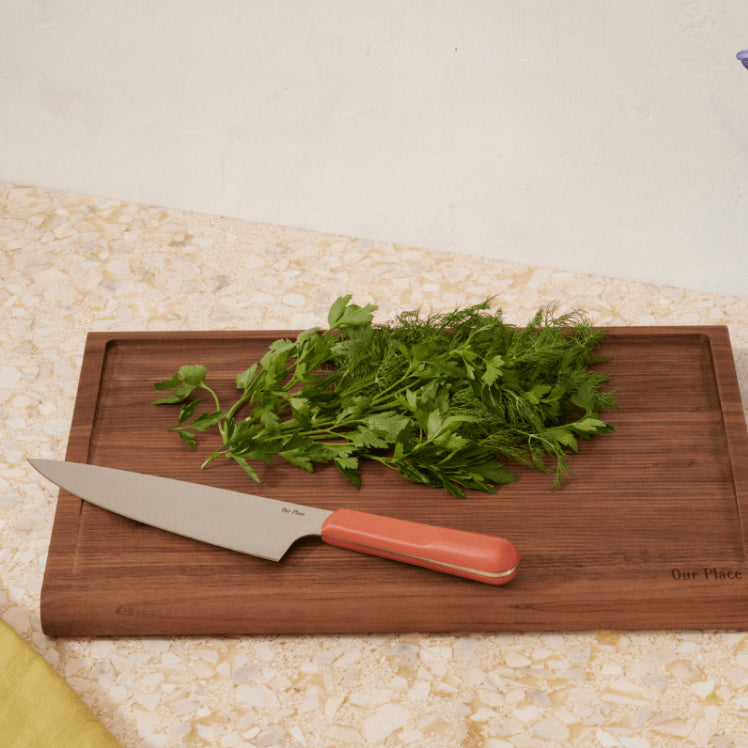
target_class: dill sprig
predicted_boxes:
[154,296,617,497]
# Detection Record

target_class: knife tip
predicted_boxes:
[28,457,55,474]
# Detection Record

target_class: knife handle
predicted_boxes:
[320,508,519,585]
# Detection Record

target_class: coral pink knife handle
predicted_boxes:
[320,508,519,585]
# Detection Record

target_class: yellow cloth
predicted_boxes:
[0,620,123,747]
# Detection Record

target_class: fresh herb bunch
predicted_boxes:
[154,296,617,497]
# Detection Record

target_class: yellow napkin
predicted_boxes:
[0,620,123,747]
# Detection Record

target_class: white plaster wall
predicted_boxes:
[1,1,746,297]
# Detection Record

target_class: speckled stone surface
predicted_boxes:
[1,181,747,747]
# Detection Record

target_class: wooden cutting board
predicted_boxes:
[40,326,748,636]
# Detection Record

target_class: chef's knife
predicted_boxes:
[29,459,519,584]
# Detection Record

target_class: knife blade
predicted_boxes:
[29,459,519,584]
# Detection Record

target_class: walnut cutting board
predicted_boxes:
[39,327,748,636]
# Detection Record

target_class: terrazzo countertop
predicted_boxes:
[2,181,748,748]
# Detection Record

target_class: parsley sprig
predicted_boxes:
[154,297,617,497]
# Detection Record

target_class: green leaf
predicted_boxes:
[230,454,261,483]
[153,378,198,403]
[229,446,275,463]
[258,408,282,436]
[259,340,296,378]
[327,295,376,329]
[279,450,314,472]
[335,395,372,425]
[572,417,611,435]
[334,454,359,471]
[523,383,553,405]
[327,295,352,328]
[153,366,208,403]
[547,427,578,452]
[440,433,469,450]
[364,412,411,442]
[334,455,362,489]
[288,396,311,429]
[350,426,389,450]
[177,429,197,451]
[190,410,228,431]
[177,365,208,386]
[570,380,597,412]
[403,389,418,412]
[154,373,182,391]
[473,461,517,485]
[153,393,188,405]
[296,327,321,348]
[178,399,200,425]
[236,363,259,390]
[279,432,313,453]
[425,409,443,439]
[481,355,505,387]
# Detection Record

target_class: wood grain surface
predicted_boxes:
[39,326,748,636]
